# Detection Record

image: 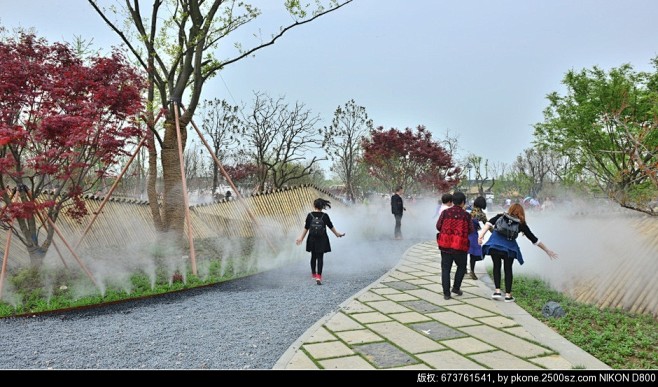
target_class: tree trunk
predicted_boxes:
[212,164,219,196]
[160,116,187,240]
[146,127,163,232]
[17,216,52,269]
[27,246,46,268]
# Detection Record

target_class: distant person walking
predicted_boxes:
[436,191,474,300]
[296,198,345,285]
[467,196,488,280]
[478,203,558,302]
[391,186,406,240]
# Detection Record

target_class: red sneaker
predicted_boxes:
[316,274,322,285]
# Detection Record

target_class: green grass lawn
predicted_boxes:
[512,275,658,370]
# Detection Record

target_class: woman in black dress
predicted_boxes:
[296,198,345,285]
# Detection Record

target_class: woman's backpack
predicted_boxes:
[309,213,326,237]
[494,213,520,240]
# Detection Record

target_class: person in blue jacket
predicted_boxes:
[478,203,558,303]
[467,196,488,280]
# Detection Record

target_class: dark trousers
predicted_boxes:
[440,251,467,296]
[469,255,481,272]
[393,214,402,238]
[491,251,515,293]
[311,251,324,275]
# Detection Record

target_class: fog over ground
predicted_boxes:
[0,197,434,370]
[1,195,653,369]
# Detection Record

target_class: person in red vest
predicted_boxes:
[436,191,474,300]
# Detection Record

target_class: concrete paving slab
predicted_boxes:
[440,337,497,354]
[383,280,420,291]
[404,249,426,257]
[387,271,418,281]
[416,350,488,370]
[384,293,419,302]
[419,283,445,294]
[427,311,481,328]
[412,264,441,275]
[306,326,337,343]
[285,350,319,369]
[471,349,544,369]
[394,264,420,273]
[409,320,467,340]
[366,300,413,314]
[504,326,537,341]
[406,278,434,285]
[445,303,497,318]
[477,315,519,328]
[325,312,365,332]
[340,299,375,314]
[390,363,434,370]
[350,311,392,324]
[408,271,436,278]
[319,355,376,369]
[406,288,454,305]
[353,342,419,369]
[356,291,387,302]
[462,296,506,314]
[367,321,444,354]
[530,354,575,370]
[335,329,385,345]
[389,311,433,324]
[401,299,446,314]
[371,287,402,296]
[303,340,355,360]
[460,325,554,358]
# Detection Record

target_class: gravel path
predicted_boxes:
[0,237,426,370]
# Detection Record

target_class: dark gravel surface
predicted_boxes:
[0,236,426,370]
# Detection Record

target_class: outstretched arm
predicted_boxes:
[537,241,558,259]
[295,229,308,245]
[330,227,345,238]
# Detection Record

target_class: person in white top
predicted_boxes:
[433,193,453,218]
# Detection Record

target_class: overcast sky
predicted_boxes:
[2,0,658,169]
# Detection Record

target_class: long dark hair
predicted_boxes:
[473,196,487,210]
[313,198,331,210]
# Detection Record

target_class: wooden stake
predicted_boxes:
[172,102,197,275]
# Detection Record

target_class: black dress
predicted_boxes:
[304,211,333,253]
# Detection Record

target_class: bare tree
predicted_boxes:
[512,148,552,198]
[439,128,462,160]
[235,92,325,192]
[489,161,509,182]
[465,155,495,197]
[199,99,241,195]
[323,99,373,202]
[183,140,210,199]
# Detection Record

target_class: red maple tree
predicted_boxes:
[361,125,460,193]
[222,163,260,191]
[0,32,145,267]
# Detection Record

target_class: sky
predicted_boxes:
[2,0,658,170]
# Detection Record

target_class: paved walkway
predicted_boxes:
[274,241,611,370]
